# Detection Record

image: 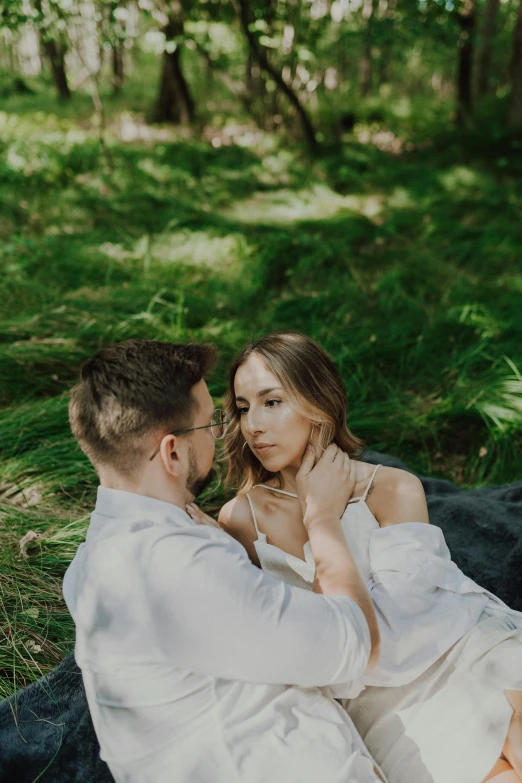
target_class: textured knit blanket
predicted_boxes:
[1,451,521,783]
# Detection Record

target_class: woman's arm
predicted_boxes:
[371,467,430,528]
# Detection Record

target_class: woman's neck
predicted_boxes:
[278,464,299,495]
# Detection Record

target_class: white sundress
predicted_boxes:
[245,464,522,783]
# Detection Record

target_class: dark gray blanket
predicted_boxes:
[1,451,521,783]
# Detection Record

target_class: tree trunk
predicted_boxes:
[456,0,477,124]
[234,0,318,152]
[112,42,124,93]
[378,44,390,86]
[42,38,71,100]
[474,0,500,97]
[378,0,396,87]
[245,52,268,127]
[154,9,194,124]
[359,0,374,96]
[509,0,522,131]
[7,33,16,72]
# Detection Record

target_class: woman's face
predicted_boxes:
[234,353,313,473]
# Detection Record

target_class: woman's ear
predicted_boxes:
[159,434,183,477]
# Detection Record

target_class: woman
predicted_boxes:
[187,330,522,783]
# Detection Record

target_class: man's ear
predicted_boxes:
[159,434,183,477]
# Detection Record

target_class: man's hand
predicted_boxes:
[185,503,222,530]
[296,443,356,527]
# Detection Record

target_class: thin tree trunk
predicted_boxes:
[360,0,374,96]
[378,0,395,87]
[234,0,318,152]
[154,7,194,124]
[33,0,70,99]
[474,0,500,97]
[456,0,477,124]
[245,51,268,127]
[42,38,71,100]
[7,34,16,72]
[112,42,124,93]
[378,55,388,86]
[509,0,522,131]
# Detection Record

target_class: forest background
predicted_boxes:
[1,0,522,700]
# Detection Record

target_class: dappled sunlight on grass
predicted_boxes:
[222,183,384,224]
[151,229,250,269]
[99,228,250,272]
[0,111,91,143]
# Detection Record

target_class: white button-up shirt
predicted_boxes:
[62,487,383,783]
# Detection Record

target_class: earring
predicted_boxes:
[312,424,327,452]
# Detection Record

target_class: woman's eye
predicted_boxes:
[265,399,282,408]
[237,408,248,415]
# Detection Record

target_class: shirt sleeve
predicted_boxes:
[364,522,489,686]
[145,526,370,687]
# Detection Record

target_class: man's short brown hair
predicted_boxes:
[69,339,217,477]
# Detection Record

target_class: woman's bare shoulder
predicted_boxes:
[219,494,260,565]
[373,464,424,491]
[219,494,255,535]
[367,464,429,527]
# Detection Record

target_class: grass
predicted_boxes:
[1,68,522,697]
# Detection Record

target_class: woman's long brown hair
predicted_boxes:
[224,331,364,493]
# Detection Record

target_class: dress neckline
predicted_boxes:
[253,496,380,566]
[248,464,382,566]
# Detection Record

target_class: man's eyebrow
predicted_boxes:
[235,387,282,402]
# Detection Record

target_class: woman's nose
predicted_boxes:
[244,408,265,436]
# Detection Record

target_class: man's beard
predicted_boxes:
[186,442,215,499]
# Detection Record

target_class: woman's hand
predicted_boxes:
[186,503,222,530]
[296,443,356,527]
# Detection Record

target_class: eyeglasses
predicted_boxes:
[149,408,229,461]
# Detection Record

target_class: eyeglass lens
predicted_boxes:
[211,409,227,439]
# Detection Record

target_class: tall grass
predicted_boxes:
[1,73,522,696]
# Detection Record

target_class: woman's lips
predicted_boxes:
[253,444,275,455]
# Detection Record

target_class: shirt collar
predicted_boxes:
[92,485,194,528]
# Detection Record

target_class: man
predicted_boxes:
[63,338,384,783]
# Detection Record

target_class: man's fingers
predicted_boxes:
[186,503,201,521]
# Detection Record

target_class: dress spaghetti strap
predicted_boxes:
[347,463,381,504]
[254,484,297,498]
[362,463,381,501]
[245,493,263,540]
[254,468,381,506]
